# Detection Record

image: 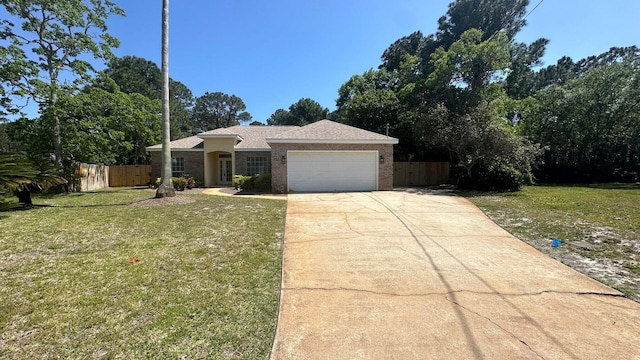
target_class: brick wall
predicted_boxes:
[269,143,394,193]
[150,151,204,185]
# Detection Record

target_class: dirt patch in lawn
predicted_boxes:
[464,185,640,302]
[129,195,195,207]
[487,210,640,301]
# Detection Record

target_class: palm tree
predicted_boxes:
[155,0,175,198]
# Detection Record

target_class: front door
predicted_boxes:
[219,158,232,184]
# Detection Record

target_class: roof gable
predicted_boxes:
[266,120,398,144]
[146,121,398,152]
[145,135,203,151]
[199,125,298,149]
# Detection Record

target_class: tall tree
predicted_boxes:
[525,60,640,182]
[101,55,195,139]
[503,38,549,99]
[54,87,160,165]
[266,98,328,126]
[266,108,291,126]
[428,28,511,103]
[436,0,529,48]
[193,92,251,131]
[287,98,328,126]
[156,0,174,198]
[0,0,125,165]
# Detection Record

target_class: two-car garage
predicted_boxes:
[265,120,399,193]
[286,151,378,192]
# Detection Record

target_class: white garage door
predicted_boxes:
[287,151,378,192]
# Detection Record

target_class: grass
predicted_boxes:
[0,188,287,359]
[463,184,640,301]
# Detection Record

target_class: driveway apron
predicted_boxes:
[270,191,640,360]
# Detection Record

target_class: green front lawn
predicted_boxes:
[464,184,640,300]
[0,189,286,359]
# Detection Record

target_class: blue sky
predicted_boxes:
[8,1,640,123]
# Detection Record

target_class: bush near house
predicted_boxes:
[233,173,272,192]
[153,174,197,190]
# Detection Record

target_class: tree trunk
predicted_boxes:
[50,89,63,166]
[17,189,33,207]
[156,0,175,198]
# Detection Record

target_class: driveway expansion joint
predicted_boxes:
[282,287,624,299]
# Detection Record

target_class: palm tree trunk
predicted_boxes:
[155,0,175,198]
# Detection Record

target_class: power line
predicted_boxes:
[523,0,544,20]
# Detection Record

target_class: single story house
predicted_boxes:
[146,119,399,193]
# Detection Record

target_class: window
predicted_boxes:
[171,157,185,177]
[246,156,268,176]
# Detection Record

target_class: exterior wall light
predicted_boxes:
[379,155,384,164]
[281,155,286,164]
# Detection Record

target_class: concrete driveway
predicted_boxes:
[270,191,640,360]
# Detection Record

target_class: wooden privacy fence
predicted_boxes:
[76,163,109,192]
[108,165,152,187]
[393,162,450,186]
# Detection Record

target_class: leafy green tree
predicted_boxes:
[0,0,125,165]
[380,31,436,72]
[428,29,511,99]
[8,86,161,165]
[58,88,161,165]
[504,38,549,99]
[104,56,162,98]
[193,92,251,131]
[286,98,328,126]
[100,55,195,139]
[531,46,640,93]
[436,0,529,48]
[525,60,640,182]
[266,108,291,125]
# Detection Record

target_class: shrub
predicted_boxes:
[233,173,271,192]
[182,174,195,189]
[233,175,252,190]
[456,160,530,191]
[172,177,187,191]
[253,173,271,192]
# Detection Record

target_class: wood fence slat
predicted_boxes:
[393,162,449,186]
[108,165,152,187]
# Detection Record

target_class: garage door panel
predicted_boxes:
[287,151,378,192]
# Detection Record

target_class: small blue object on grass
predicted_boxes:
[551,239,561,247]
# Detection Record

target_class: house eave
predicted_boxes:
[197,134,243,141]
[234,148,271,152]
[146,148,204,152]
[265,138,399,145]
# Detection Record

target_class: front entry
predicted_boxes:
[219,158,232,184]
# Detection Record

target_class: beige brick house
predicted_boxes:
[146,120,398,193]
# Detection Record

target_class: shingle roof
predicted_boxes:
[146,135,203,151]
[199,125,299,149]
[146,125,299,151]
[146,121,398,152]
[266,120,399,144]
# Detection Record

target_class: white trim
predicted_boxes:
[235,148,271,152]
[147,147,271,152]
[146,148,203,152]
[266,138,398,145]
[197,133,243,141]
